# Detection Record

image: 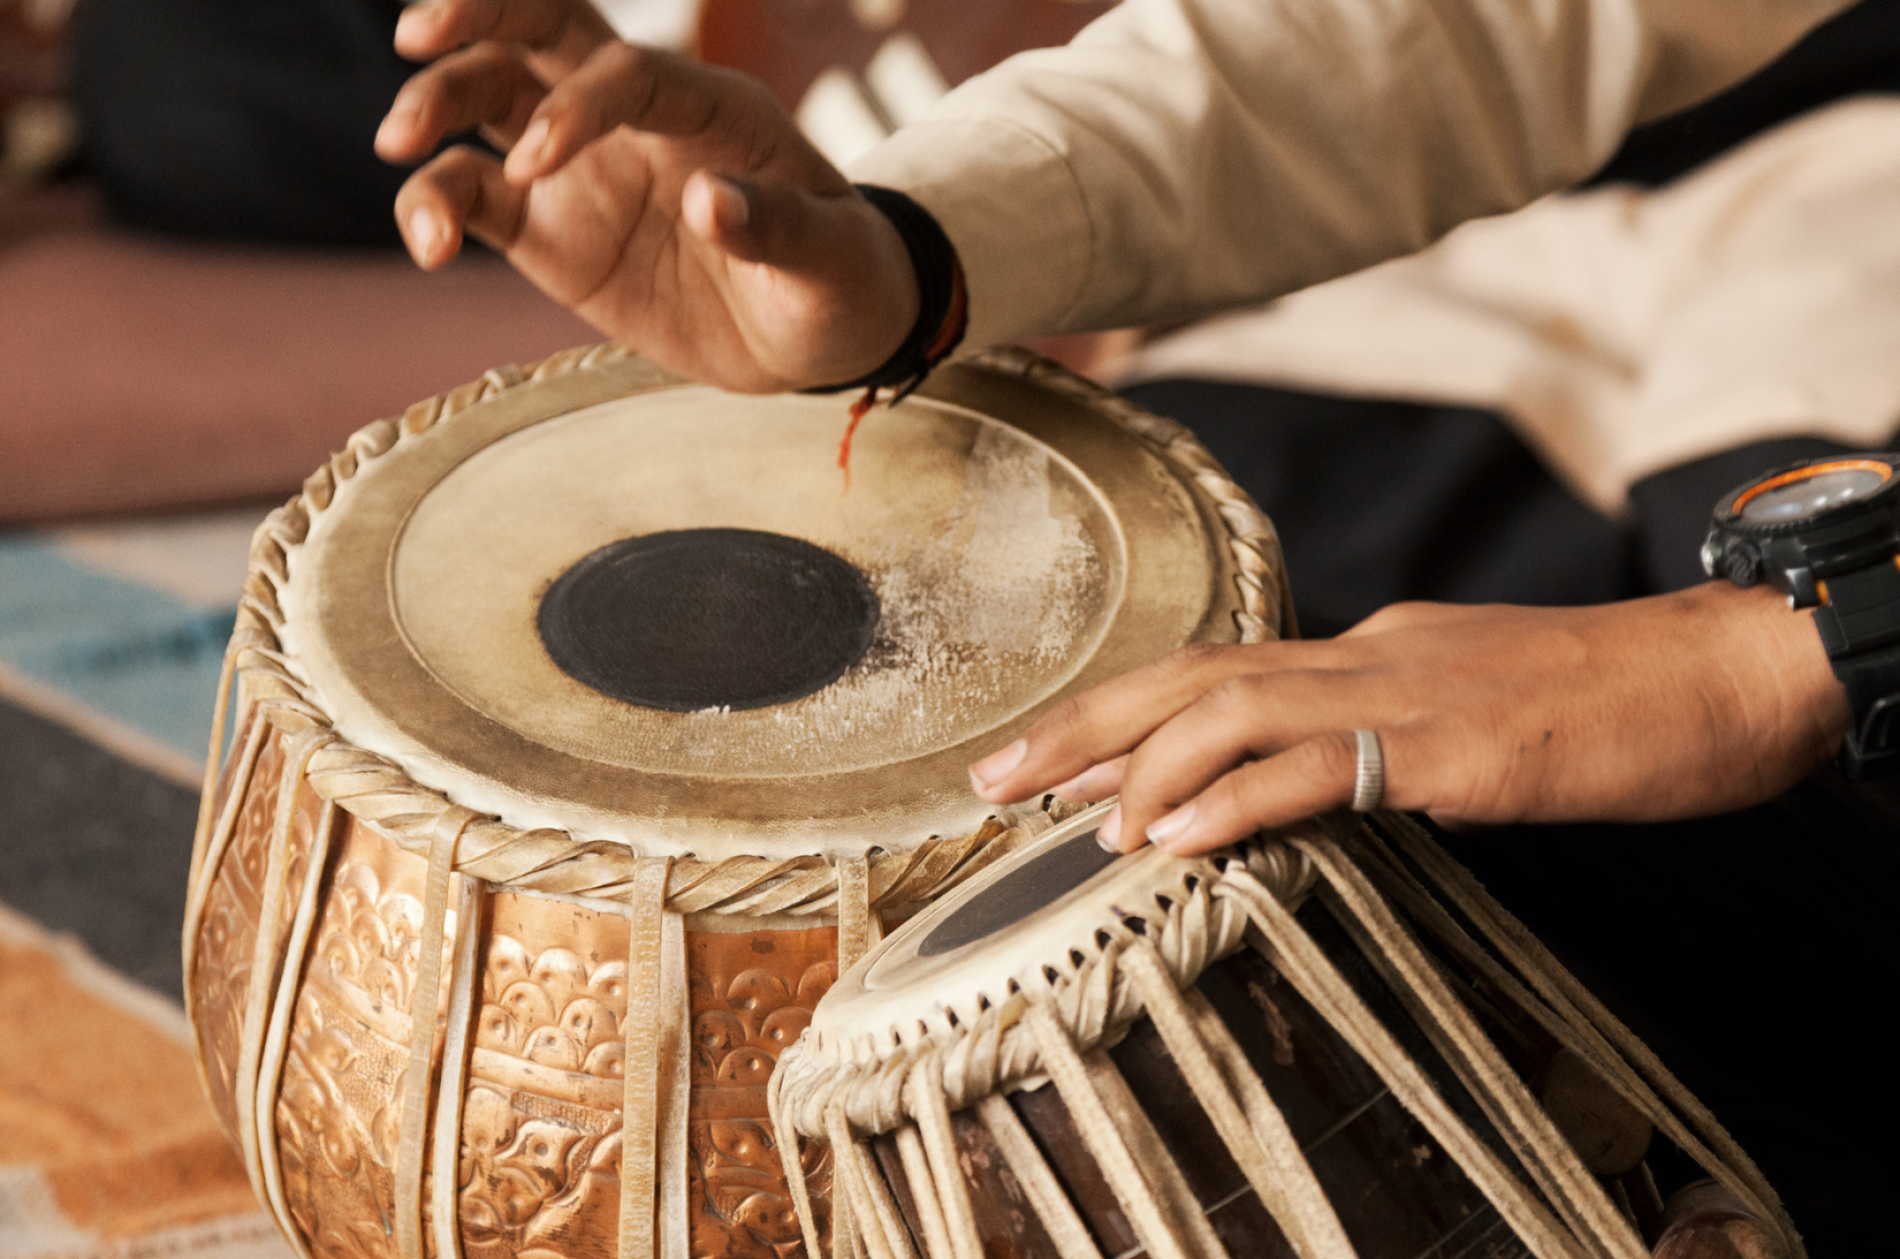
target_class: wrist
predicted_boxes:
[806,185,967,403]
[1707,581,1851,774]
[1702,451,1900,777]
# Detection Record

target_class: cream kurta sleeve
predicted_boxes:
[847,0,1851,352]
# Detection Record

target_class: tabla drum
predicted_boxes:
[771,803,1804,1259]
[180,344,1291,1259]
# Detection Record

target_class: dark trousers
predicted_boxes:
[1123,378,1898,1250]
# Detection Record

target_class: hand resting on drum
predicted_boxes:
[374,0,918,392]
[970,582,1852,855]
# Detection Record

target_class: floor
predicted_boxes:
[0,504,293,1259]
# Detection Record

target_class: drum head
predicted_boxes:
[809,802,1220,1053]
[280,354,1248,858]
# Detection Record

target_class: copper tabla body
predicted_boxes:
[193,727,844,1259]
[183,346,1290,1259]
[774,806,1803,1259]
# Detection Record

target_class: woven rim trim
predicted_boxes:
[774,835,1318,1132]
[211,344,1286,919]
[969,346,1292,642]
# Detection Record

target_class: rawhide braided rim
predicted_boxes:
[770,802,1320,1133]
[196,344,1292,921]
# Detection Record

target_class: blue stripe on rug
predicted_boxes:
[0,534,233,764]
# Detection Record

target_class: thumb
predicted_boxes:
[682,171,901,276]
[679,169,921,385]
[680,170,762,255]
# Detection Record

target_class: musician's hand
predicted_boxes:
[374,0,916,391]
[968,583,1851,855]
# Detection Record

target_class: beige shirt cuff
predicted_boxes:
[849,117,1091,353]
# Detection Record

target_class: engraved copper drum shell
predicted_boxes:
[181,346,1291,1259]
[190,707,849,1259]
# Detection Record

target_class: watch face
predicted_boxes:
[1733,459,1893,525]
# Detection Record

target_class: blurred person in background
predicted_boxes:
[70,0,416,244]
[58,0,690,244]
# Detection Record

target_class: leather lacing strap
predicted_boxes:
[234,726,333,1227]
[891,1122,957,1259]
[1085,1047,1231,1259]
[832,1110,882,1259]
[972,1095,1102,1259]
[835,854,879,977]
[1342,821,1785,1246]
[1022,1001,1197,1259]
[181,713,271,1103]
[771,1062,828,1259]
[1291,832,1645,1259]
[395,806,482,1259]
[902,1055,982,1259]
[619,857,691,1259]
[1369,813,1805,1259]
[254,786,342,1259]
[187,632,244,893]
[1216,864,1589,1259]
[1120,940,1353,1258]
[431,873,485,1259]
[813,853,885,1259]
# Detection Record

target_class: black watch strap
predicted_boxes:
[1813,558,1900,778]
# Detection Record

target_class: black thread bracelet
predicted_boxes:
[804,184,964,400]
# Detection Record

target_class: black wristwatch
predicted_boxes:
[1702,453,1900,779]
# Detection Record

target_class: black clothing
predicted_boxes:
[70,0,414,246]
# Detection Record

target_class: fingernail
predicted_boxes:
[518,118,551,165]
[1096,805,1122,852]
[376,100,414,147]
[1146,803,1196,849]
[1052,762,1112,801]
[969,739,1026,791]
[394,6,431,41]
[1051,773,1091,801]
[409,207,444,258]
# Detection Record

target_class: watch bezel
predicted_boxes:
[1703,452,1900,602]
[1711,454,1900,537]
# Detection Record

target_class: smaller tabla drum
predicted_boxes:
[771,804,1804,1259]
[182,345,1290,1259]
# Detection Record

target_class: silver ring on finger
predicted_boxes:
[1351,728,1385,813]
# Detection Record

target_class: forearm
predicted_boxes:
[851,0,1850,350]
[969,583,1852,854]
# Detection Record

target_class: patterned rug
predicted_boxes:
[0,507,293,1259]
